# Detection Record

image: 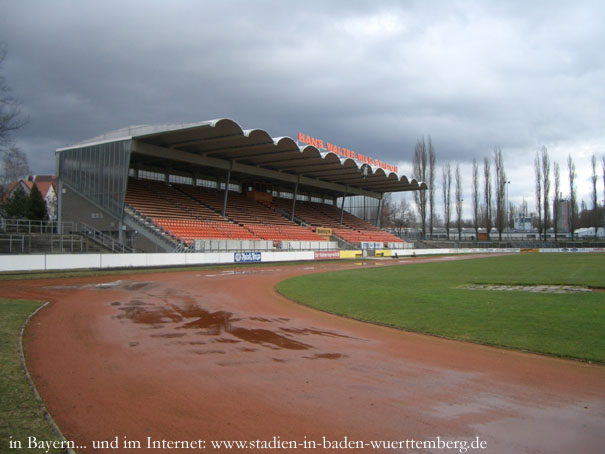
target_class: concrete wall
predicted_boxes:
[279,241,339,250]
[132,233,168,253]
[60,186,121,232]
[194,239,274,252]
[1,248,603,273]
[0,250,315,272]
[391,248,522,256]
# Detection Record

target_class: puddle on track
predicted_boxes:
[47,280,155,291]
[113,300,333,351]
[279,327,357,339]
[304,353,347,360]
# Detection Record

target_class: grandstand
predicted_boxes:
[56,119,426,252]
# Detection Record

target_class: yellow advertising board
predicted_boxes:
[340,250,362,259]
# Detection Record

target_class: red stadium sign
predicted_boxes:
[297,132,398,173]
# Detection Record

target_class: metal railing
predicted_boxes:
[0,218,134,254]
[412,239,605,249]
[77,223,134,253]
[0,218,77,234]
[0,233,86,254]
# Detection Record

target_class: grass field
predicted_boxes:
[277,254,605,362]
[0,299,63,454]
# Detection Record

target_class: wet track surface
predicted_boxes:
[1,256,604,453]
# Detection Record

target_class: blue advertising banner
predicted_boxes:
[234,252,262,263]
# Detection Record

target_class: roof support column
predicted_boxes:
[222,161,234,218]
[291,175,300,222]
[376,195,384,228]
[340,185,349,225]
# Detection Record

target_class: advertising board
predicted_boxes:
[234,252,262,263]
[314,250,340,260]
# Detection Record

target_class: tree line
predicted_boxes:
[383,137,605,241]
[406,138,509,240]
[532,148,604,240]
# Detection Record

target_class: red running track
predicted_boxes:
[2,255,604,453]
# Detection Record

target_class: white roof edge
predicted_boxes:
[56,136,133,152]
[56,120,223,152]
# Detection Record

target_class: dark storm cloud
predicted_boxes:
[1,0,604,203]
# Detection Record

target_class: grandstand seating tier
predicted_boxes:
[126,178,403,246]
[126,179,330,244]
[270,198,404,245]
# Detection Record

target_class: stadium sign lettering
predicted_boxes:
[234,252,262,263]
[314,250,340,260]
[297,132,398,173]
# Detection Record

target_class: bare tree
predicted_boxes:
[1,144,30,187]
[483,157,492,237]
[553,162,560,241]
[442,163,452,238]
[521,198,529,217]
[541,146,551,239]
[380,193,395,227]
[493,147,506,240]
[591,154,598,239]
[602,155,605,230]
[455,164,463,240]
[1,44,27,149]
[535,153,542,239]
[428,138,436,239]
[472,158,479,238]
[508,202,517,229]
[568,155,578,240]
[412,139,428,238]
[391,197,416,237]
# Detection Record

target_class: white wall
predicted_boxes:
[0,255,46,272]
[1,248,602,273]
[0,250,315,272]
[392,248,521,257]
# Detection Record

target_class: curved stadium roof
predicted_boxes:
[60,118,427,199]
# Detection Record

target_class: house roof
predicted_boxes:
[2,176,57,204]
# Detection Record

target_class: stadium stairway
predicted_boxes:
[123,204,190,252]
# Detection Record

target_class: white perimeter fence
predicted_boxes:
[0,247,602,273]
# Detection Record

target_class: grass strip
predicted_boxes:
[0,299,65,453]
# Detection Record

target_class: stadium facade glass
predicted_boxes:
[58,140,132,218]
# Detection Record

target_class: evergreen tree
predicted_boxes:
[3,186,29,218]
[28,182,48,221]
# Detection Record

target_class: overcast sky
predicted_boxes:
[2,0,604,217]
